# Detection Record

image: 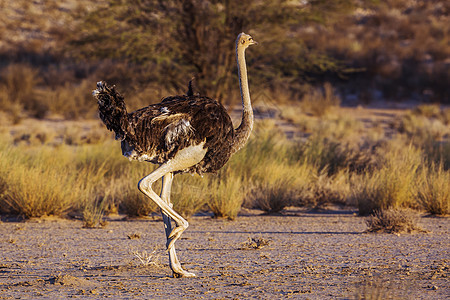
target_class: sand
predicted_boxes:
[0,208,448,299]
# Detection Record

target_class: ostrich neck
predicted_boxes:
[231,44,254,155]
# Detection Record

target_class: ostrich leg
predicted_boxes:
[139,167,195,277]
[160,173,195,277]
[138,143,206,277]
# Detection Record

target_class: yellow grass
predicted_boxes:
[0,109,449,218]
[416,164,450,216]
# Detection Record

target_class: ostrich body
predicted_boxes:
[93,33,257,277]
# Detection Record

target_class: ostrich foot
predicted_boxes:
[168,242,195,278]
[173,269,196,278]
[169,253,196,278]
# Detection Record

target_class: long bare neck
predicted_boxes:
[231,42,253,155]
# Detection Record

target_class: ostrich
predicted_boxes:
[92,33,257,277]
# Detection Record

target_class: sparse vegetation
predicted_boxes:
[127,233,141,240]
[246,180,293,214]
[239,237,271,250]
[131,248,162,267]
[0,0,448,122]
[82,199,107,228]
[416,164,450,216]
[0,111,449,220]
[0,0,449,222]
[352,141,422,215]
[365,208,425,234]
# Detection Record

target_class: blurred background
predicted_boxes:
[0,0,448,121]
[0,0,449,221]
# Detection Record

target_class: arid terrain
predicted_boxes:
[0,207,448,299]
[1,105,449,299]
[1,1,449,298]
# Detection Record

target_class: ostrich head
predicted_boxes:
[237,32,258,49]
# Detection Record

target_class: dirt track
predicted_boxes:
[0,208,448,299]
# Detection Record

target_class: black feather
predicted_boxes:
[94,81,235,175]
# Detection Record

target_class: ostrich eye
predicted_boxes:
[241,39,245,44]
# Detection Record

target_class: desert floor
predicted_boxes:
[0,207,448,299]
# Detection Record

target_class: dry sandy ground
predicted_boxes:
[0,208,448,299]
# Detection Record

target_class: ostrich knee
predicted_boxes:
[138,178,151,194]
[166,222,189,250]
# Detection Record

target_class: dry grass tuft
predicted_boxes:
[131,248,162,267]
[307,170,351,208]
[127,233,141,240]
[82,201,107,229]
[247,180,293,214]
[118,190,157,218]
[171,175,208,218]
[416,164,450,216]
[207,174,245,220]
[365,208,426,234]
[239,237,271,250]
[300,83,341,117]
[395,112,450,144]
[0,158,74,218]
[352,141,422,215]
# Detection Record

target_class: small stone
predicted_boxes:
[90,289,99,294]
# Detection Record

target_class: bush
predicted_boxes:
[206,170,245,220]
[308,170,351,208]
[171,174,208,218]
[352,141,422,215]
[365,208,425,234]
[0,143,111,218]
[247,180,293,214]
[0,145,75,217]
[416,164,450,216]
[0,64,47,119]
[300,83,341,117]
